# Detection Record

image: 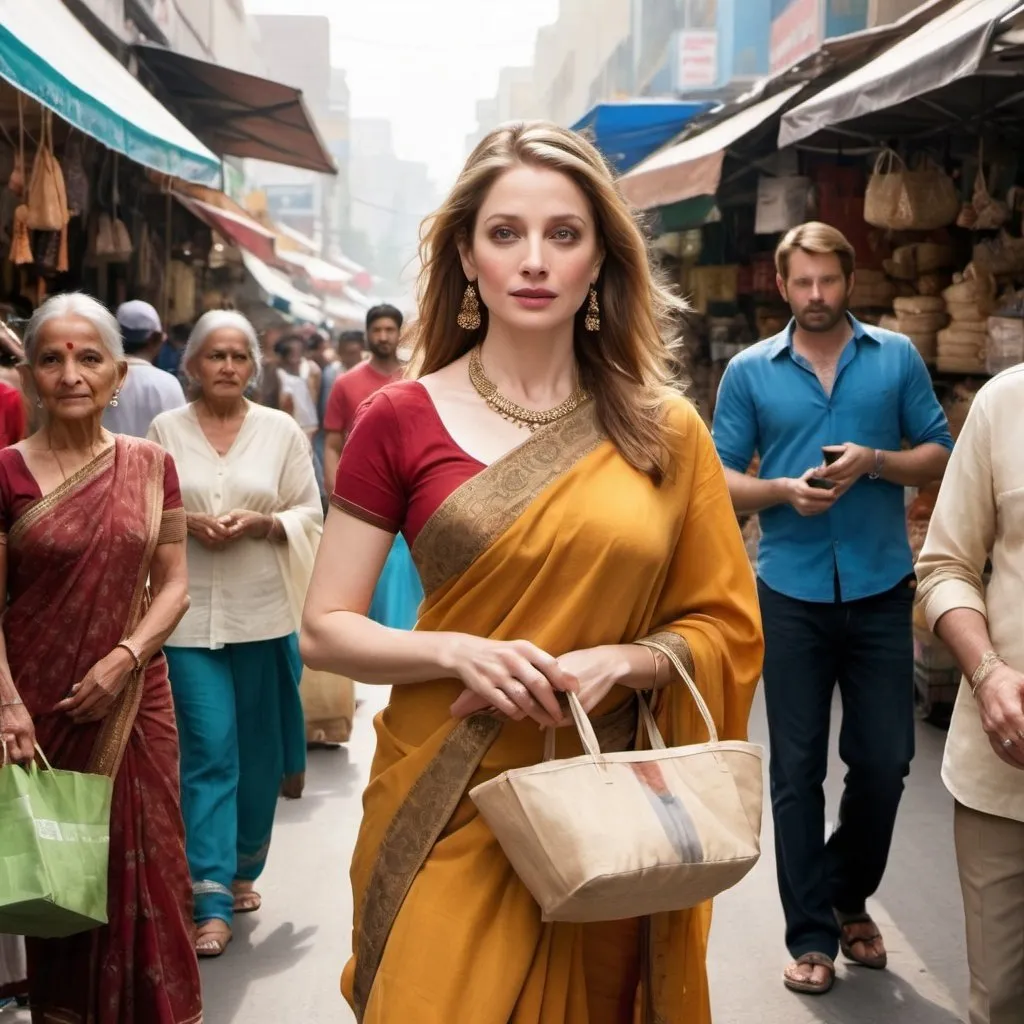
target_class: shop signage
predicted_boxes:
[676,30,719,89]
[265,184,317,218]
[770,0,822,73]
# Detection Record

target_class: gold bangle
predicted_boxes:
[971,650,1004,697]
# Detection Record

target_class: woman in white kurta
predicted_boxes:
[148,311,323,958]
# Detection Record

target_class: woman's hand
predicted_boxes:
[554,646,631,718]
[187,512,232,550]
[1,701,35,763]
[447,636,577,727]
[976,664,1024,769]
[54,648,136,724]
[219,510,276,541]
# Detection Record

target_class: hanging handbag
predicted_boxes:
[864,149,959,231]
[0,744,112,939]
[470,650,764,923]
[26,111,66,234]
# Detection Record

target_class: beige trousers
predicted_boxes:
[955,801,1024,1024]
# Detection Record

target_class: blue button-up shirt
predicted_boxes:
[712,316,953,603]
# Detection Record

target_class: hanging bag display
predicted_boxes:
[0,744,112,939]
[755,175,811,235]
[26,110,66,234]
[864,149,960,231]
[95,154,132,263]
[470,648,763,923]
[10,96,32,267]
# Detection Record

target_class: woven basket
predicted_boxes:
[915,242,955,274]
[864,150,960,231]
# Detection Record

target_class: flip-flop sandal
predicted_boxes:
[836,910,888,970]
[195,921,232,959]
[232,884,262,914]
[783,952,836,995]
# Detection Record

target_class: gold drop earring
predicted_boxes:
[584,286,600,332]
[457,283,482,331]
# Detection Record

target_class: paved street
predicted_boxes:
[4,684,969,1024]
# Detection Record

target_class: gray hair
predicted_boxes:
[183,310,262,385]
[23,293,124,363]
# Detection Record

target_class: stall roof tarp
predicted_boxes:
[0,0,220,185]
[619,86,805,211]
[572,100,716,173]
[779,0,1024,147]
[242,250,323,325]
[136,44,336,175]
[174,193,278,266]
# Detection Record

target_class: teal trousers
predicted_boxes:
[165,634,306,925]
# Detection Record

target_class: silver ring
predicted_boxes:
[1003,738,1015,750]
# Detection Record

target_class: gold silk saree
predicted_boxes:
[342,398,763,1023]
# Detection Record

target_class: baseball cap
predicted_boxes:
[116,300,163,349]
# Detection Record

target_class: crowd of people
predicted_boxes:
[0,119,1020,1024]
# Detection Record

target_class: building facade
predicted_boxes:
[467,0,782,147]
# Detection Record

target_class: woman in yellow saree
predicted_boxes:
[301,122,763,1023]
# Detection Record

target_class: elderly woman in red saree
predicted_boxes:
[301,122,764,1023]
[0,294,201,1024]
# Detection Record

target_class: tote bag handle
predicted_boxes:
[543,639,719,760]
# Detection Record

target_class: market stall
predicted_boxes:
[618,0,1024,722]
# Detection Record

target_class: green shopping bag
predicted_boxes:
[0,747,113,938]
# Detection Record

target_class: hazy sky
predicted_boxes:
[244,0,558,190]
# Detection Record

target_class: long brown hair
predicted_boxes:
[410,121,689,483]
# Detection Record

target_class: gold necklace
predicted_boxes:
[468,347,588,432]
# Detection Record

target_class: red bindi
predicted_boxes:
[65,342,74,350]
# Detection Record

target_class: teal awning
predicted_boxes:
[0,0,221,185]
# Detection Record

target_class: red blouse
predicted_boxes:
[0,446,183,534]
[331,380,485,547]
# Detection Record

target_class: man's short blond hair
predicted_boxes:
[775,221,856,281]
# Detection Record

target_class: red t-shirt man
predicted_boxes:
[323,305,405,493]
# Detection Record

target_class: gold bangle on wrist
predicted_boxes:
[971,650,1004,696]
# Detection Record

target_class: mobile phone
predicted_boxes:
[808,445,844,489]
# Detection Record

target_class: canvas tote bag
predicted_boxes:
[470,648,763,923]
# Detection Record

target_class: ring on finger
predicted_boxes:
[1003,737,1015,750]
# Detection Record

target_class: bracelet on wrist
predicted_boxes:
[116,639,144,672]
[971,650,1005,696]
[0,698,23,708]
[868,449,886,480]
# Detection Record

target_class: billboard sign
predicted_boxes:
[676,30,719,89]
[264,184,317,218]
[770,0,822,73]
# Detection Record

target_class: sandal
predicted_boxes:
[783,952,836,995]
[280,772,305,799]
[232,881,262,914]
[836,910,888,970]
[195,919,232,958]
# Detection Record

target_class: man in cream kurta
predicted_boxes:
[916,364,1024,1024]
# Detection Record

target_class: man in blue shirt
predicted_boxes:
[713,222,952,995]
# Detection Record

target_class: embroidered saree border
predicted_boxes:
[88,443,165,779]
[8,445,116,546]
[352,713,503,1020]
[411,401,605,598]
[636,632,696,681]
[158,506,186,545]
[353,698,641,1020]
